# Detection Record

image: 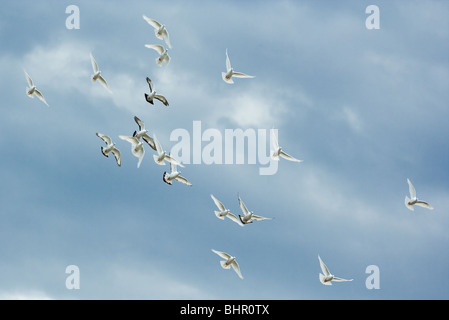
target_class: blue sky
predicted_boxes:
[0,0,448,300]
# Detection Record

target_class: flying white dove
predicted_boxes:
[145,44,170,67]
[211,249,243,279]
[210,194,243,226]
[132,116,156,151]
[119,135,145,168]
[142,15,172,48]
[90,53,111,92]
[405,178,434,211]
[221,49,254,84]
[24,71,49,106]
[271,130,302,162]
[144,77,169,106]
[96,133,121,167]
[152,134,184,168]
[238,194,271,225]
[163,161,192,186]
[318,255,353,286]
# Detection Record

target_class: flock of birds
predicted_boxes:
[22,14,435,288]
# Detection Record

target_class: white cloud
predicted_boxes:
[0,290,53,300]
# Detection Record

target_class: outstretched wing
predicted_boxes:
[332,277,353,282]
[225,49,231,71]
[211,194,226,212]
[155,95,169,106]
[318,255,330,277]
[145,44,165,55]
[146,77,153,93]
[226,212,244,226]
[34,89,49,106]
[415,201,434,210]
[134,116,145,131]
[407,178,416,199]
[232,72,254,79]
[90,53,99,73]
[24,71,34,87]
[211,249,231,260]
[279,150,302,162]
[142,15,161,30]
[231,260,244,280]
[238,195,250,216]
[96,133,112,145]
[175,175,192,186]
[251,214,271,221]
[111,148,121,167]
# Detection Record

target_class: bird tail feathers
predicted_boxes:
[220,261,231,269]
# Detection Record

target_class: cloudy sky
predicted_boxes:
[0,0,448,300]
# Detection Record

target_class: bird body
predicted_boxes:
[222,49,254,84]
[211,249,243,279]
[405,178,433,211]
[24,71,49,106]
[96,133,121,166]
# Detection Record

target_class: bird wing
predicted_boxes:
[142,15,161,29]
[155,95,169,106]
[231,260,244,279]
[146,77,153,92]
[134,116,145,131]
[251,214,271,221]
[145,44,164,55]
[415,201,434,210]
[142,134,156,151]
[332,277,353,282]
[152,134,163,155]
[96,133,112,145]
[111,148,121,167]
[90,53,99,73]
[119,135,139,145]
[98,76,110,91]
[225,49,231,71]
[175,175,192,186]
[211,194,226,212]
[24,71,34,87]
[162,29,172,48]
[271,130,279,151]
[34,89,49,106]
[318,255,331,277]
[280,150,302,162]
[226,212,244,226]
[238,195,250,216]
[232,72,254,79]
[165,154,184,168]
[211,249,231,260]
[407,178,416,199]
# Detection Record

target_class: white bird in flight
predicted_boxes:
[145,44,170,67]
[119,135,145,168]
[271,130,302,162]
[211,249,243,280]
[142,15,172,48]
[238,194,271,225]
[318,255,353,286]
[96,133,121,167]
[90,53,111,92]
[144,77,169,106]
[132,116,156,151]
[163,161,192,186]
[405,178,434,211]
[24,71,49,107]
[210,194,243,226]
[152,134,184,167]
[222,49,254,84]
